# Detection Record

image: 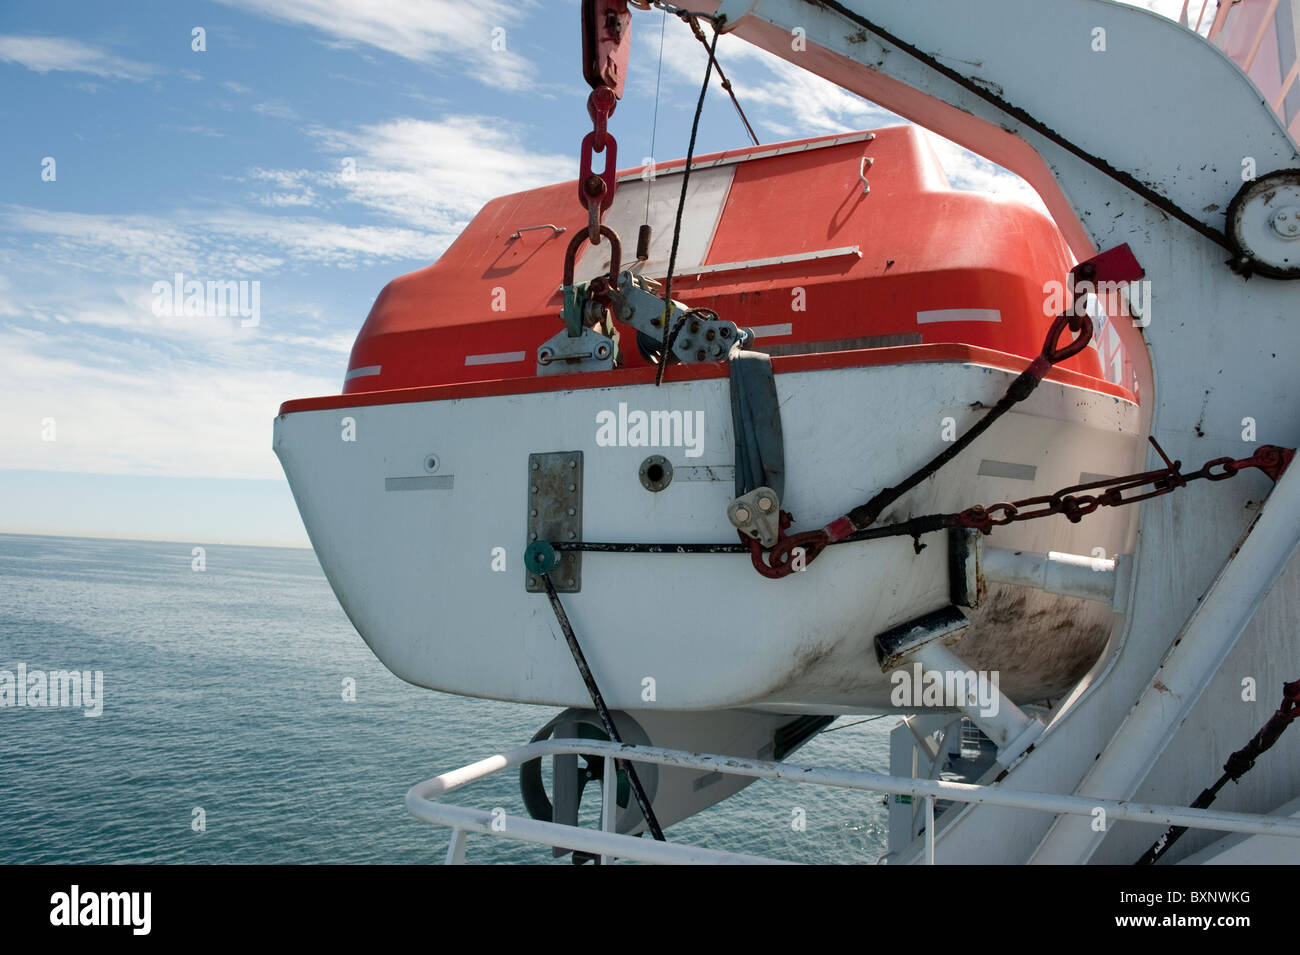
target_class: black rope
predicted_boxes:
[550,511,955,555]
[686,15,759,146]
[805,0,1232,252]
[818,714,889,735]
[1135,680,1300,865]
[655,18,719,386]
[845,362,1044,530]
[540,573,666,842]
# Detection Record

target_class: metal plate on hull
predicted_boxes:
[526,451,583,593]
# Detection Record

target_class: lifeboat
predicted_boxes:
[275,125,1142,716]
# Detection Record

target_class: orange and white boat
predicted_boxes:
[275,124,1142,716]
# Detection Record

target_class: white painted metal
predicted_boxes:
[1179,796,1300,864]
[445,827,467,865]
[1030,460,1300,863]
[405,738,1300,864]
[275,362,1139,711]
[600,755,617,866]
[925,795,936,864]
[715,0,761,32]
[694,0,1299,864]
[980,546,1119,605]
[908,639,1043,765]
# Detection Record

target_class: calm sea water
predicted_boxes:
[0,533,892,864]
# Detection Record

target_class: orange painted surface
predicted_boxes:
[321,126,1110,408]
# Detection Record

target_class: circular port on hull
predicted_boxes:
[638,454,673,492]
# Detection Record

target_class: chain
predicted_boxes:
[579,85,620,244]
[751,311,1094,577]
[552,443,1292,562]
[955,443,1294,534]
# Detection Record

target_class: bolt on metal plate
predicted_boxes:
[526,451,582,593]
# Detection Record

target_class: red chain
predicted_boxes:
[956,444,1293,533]
[578,86,619,243]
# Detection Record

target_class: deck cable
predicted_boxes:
[1135,679,1300,865]
[684,14,760,146]
[540,573,666,842]
[655,16,719,386]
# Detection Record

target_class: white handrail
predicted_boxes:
[406,738,1300,865]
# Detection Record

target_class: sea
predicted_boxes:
[0,533,893,865]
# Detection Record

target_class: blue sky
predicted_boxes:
[0,0,1187,547]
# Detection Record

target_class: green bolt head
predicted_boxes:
[524,540,559,575]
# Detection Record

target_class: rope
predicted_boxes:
[655,17,718,386]
[540,573,666,842]
[685,15,759,146]
[644,9,667,225]
[1135,679,1300,865]
[806,0,1232,252]
[818,715,890,735]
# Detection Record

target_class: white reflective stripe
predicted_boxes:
[750,323,793,338]
[386,476,454,491]
[649,246,860,278]
[978,460,1037,481]
[615,132,877,183]
[465,351,527,366]
[916,309,1002,323]
[344,365,382,381]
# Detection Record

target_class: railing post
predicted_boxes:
[600,754,618,865]
[925,796,935,865]
[446,828,467,865]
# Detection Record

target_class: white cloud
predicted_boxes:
[636,19,1044,211]
[0,35,156,79]
[0,204,448,275]
[0,324,338,479]
[252,99,299,121]
[0,275,355,479]
[216,0,538,90]
[258,189,318,208]
[310,116,574,230]
[644,25,898,137]
[924,132,1049,215]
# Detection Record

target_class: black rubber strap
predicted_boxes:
[729,348,785,499]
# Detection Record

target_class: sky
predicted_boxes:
[0,0,1200,547]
